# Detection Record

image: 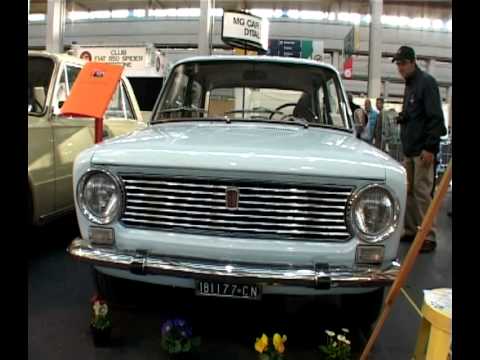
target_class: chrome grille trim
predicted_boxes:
[123,211,348,230]
[126,193,346,210]
[123,179,352,196]
[124,185,348,202]
[122,217,352,237]
[126,200,345,216]
[119,175,354,241]
[125,205,346,222]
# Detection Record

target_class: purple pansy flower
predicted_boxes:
[161,320,173,336]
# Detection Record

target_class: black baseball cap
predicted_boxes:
[392,46,416,63]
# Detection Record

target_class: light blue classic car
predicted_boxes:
[68,56,406,328]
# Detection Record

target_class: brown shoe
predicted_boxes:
[420,240,437,253]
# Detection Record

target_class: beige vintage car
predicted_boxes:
[28,51,146,225]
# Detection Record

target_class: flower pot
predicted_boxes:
[90,325,112,347]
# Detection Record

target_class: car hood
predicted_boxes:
[92,121,399,180]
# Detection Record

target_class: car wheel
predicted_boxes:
[341,288,385,335]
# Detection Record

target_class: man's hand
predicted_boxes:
[420,150,435,167]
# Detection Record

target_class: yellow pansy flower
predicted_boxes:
[255,334,269,353]
[273,333,287,354]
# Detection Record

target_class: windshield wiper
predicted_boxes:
[156,106,208,114]
[223,117,310,129]
[275,116,310,128]
[151,106,209,124]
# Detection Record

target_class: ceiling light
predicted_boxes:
[68,11,89,21]
[90,11,111,19]
[111,10,129,19]
[133,9,146,18]
[287,10,300,19]
[29,13,46,22]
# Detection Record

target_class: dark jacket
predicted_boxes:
[400,66,447,157]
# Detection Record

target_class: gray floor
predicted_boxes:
[28,193,451,359]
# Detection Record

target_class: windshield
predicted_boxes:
[28,56,55,114]
[152,60,352,130]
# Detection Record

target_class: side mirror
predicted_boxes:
[33,86,46,111]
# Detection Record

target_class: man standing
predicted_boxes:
[364,98,379,144]
[393,46,447,253]
[374,97,388,151]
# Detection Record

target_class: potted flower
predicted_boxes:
[90,294,112,347]
[160,318,201,359]
[319,328,352,360]
[254,333,287,360]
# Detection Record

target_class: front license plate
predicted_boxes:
[195,280,262,300]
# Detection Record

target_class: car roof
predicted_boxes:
[172,55,339,74]
[27,50,131,81]
[28,50,86,66]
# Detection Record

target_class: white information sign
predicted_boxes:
[75,47,148,70]
[222,11,269,51]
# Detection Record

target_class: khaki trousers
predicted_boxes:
[404,156,437,242]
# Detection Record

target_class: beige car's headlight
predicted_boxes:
[77,170,123,225]
[349,184,400,243]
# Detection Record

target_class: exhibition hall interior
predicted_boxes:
[28,0,452,359]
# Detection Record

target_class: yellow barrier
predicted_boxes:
[413,288,452,360]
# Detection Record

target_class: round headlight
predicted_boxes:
[77,170,122,224]
[350,185,399,243]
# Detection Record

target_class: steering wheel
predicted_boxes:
[269,103,297,120]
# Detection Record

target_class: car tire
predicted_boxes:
[340,287,385,335]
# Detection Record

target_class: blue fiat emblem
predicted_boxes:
[225,187,240,210]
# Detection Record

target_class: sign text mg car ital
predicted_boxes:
[222,11,269,51]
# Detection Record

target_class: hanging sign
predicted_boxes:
[344,26,360,58]
[267,39,324,61]
[343,56,353,79]
[222,11,269,51]
[74,47,148,70]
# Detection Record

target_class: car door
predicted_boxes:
[28,55,57,221]
[52,65,145,212]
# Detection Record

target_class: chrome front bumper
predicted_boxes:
[68,238,401,289]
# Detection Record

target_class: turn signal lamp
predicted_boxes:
[355,245,384,265]
[89,227,115,246]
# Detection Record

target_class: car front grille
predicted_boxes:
[119,175,354,241]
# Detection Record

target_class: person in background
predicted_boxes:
[348,92,360,114]
[364,98,379,144]
[374,97,386,150]
[80,51,92,62]
[348,93,368,140]
[393,45,447,253]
